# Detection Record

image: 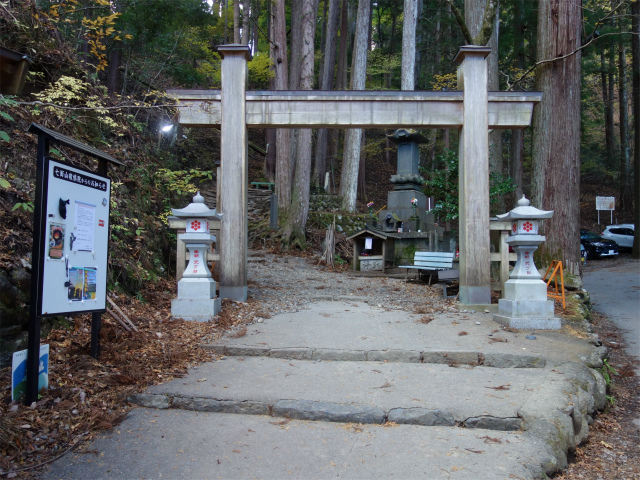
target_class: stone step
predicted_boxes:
[201,300,599,368]
[203,344,548,368]
[41,408,552,480]
[129,356,597,432]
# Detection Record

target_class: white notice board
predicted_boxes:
[39,158,111,316]
[595,196,615,211]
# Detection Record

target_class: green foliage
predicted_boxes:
[420,150,517,223]
[420,150,459,222]
[599,358,618,387]
[0,96,18,144]
[430,73,457,91]
[367,50,401,88]
[248,53,274,89]
[0,177,10,189]
[12,202,34,213]
[156,168,212,197]
[334,254,346,265]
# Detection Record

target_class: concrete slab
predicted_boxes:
[42,408,551,480]
[142,356,557,425]
[205,301,595,366]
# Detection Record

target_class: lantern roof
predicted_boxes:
[171,191,220,219]
[496,195,553,220]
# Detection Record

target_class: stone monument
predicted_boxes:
[493,196,560,330]
[378,129,431,233]
[171,192,222,321]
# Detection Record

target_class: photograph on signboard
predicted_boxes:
[48,223,65,259]
[83,267,97,300]
[68,267,84,301]
[12,345,49,401]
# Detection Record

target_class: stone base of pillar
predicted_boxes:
[171,298,221,321]
[493,278,560,330]
[493,313,561,330]
[494,298,560,330]
[459,286,491,305]
[220,285,248,302]
[171,277,221,321]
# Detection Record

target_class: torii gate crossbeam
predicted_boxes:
[168,44,541,305]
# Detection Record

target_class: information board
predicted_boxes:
[595,196,615,211]
[39,158,110,316]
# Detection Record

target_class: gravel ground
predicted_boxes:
[245,250,455,315]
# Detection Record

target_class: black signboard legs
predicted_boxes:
[25,136,48,405]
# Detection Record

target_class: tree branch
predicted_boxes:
[445,0,473,45]
[6,100,179,111]
[508,31,636,91]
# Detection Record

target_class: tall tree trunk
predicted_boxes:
[289,0,303,90]
[288,0,303,179]
[282,0,318,247]
[242,0,250,45]
[601,50,615,166]
[265,129,276,181]
[402,0,418,91]
[271,0,291,207]
[608,44,616,165]
[233,0,241,43]
[340,0,371,212]
[358,131,366,198]
[106,42,122,97]
[314,0,341,189]
[509,0,525,205]
[336,0,350,91]
[531,0,582,275]
[618,34,631,211]
[631,0,640,258]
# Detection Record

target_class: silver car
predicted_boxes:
[601,224,635,249]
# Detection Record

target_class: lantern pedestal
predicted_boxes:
[171,237,221,321]
[492,196,560,330]
[170,192,222,321]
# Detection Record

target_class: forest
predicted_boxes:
[0,2,639,475]
[0,0,638,289]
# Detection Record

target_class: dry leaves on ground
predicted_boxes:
[0,279,264,478]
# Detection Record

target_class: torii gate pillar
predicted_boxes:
[218,45,251,301]
[455,46,492,305]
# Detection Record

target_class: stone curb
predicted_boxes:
[517,362,607,476]
[201,344,548,368]
[128,394,512,431]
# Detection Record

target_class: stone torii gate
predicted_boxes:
[168,44,541,305]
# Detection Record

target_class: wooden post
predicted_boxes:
[218,45,251,301]
[455,46,492,305]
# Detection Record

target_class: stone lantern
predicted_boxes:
[170,192,221,321]
[493,196,560,330]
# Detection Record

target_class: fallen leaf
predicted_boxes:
[458,331,468,336]
[465,448,485,454]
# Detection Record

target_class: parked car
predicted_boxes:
[580,230,619,259]
[601,224,635,249]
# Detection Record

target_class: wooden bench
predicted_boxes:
[398,251,459,298]
[250,181,275,191]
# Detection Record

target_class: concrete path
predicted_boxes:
[43,301,608,480]
[582,257,640,364]
[583,256,640,430]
